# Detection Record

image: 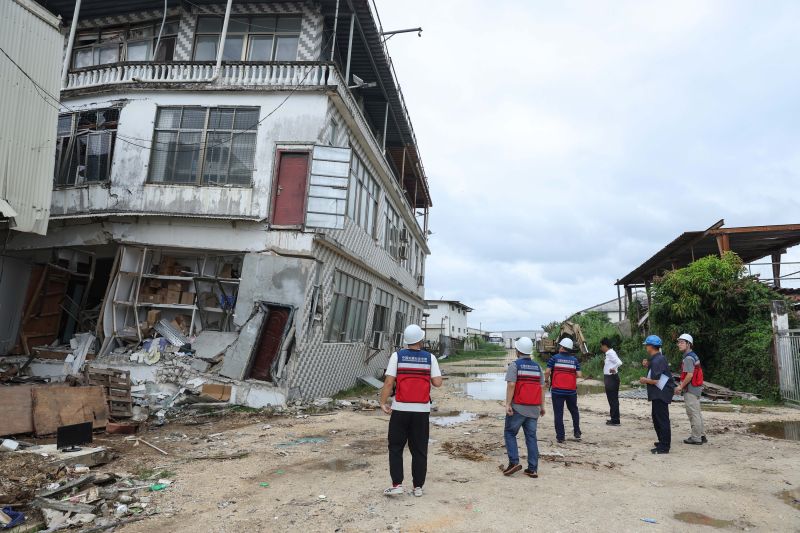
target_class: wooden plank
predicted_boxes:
[32,497,95,514]
[0,386,34,436]
[32,386,108,436]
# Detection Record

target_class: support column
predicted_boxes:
[345,13,355,83]
[61,0,83,88]
[382,101,389,153]
[716,233,730,254]
[616,282,623,323]
[772,252,783,288]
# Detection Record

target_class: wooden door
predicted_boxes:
[271,152,309,226]
[249,306,290,382]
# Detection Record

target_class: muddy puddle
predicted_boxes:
[748,420,800,441]
[430,411,477,427]
[673,512,735,529]
[778,488,800,510]
[457,373,606,400]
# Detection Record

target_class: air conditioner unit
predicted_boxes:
[416,274,424,286]
[399,228,409,243]
[371,330,385,349]
[398,245,408,260]
[393,332,403,347]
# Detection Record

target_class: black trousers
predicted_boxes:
[388,410,430,487]
[651,399,671,451]
[604,374,620,423]
[551,393,581,440]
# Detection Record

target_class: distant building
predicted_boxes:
[576,291,647,324]
[424,300,472,342]
[497,330,544,349]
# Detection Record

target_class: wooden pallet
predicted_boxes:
[85,366,133,418]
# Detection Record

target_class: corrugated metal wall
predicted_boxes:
[0,0,62,235]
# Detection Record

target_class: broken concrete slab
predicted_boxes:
[192,332,238,361]
[18,444,112,468]
[220,309,266,380]
[357,376,384,389]
[190,359,211,373]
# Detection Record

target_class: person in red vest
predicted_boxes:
[545,338,583,443]
[675,333,707,445]
[380,324,443,497]
[501,337,545,478]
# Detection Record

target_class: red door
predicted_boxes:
[249,307,290,382]
[272,152,309,226]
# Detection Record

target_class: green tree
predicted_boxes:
[649,252,783,399]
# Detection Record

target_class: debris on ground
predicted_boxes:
[440,441,488,462]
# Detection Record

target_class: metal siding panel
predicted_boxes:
[0,0,61,234]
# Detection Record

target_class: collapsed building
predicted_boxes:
[0,0,432,408]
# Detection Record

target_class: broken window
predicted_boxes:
[55,108,119,187]
[193,15,301,62]
[148,106,258,186]
[393,298,409,347]
[370,288,393,347]
[324,270,371,343]
[71,21,178,69]
[347,154,380,238]
[384,204,401,260]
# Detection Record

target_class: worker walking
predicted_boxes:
[675,333,707,445]
[380,324,443,497]
[600,338,623,426]
[545,338,583,443]
[639,335,676,454]
[501,337,546,478]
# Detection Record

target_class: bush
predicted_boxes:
[649,252,783,399]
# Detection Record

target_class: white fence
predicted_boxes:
[776,330,800,405]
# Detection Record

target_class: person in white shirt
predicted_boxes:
[600,338,623,426]
[379,324,443,498]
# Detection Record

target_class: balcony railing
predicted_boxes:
[63,61,340,91]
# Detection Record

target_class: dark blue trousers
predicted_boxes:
[551,393,581,440]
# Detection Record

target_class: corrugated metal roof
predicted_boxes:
[0,0,62,234]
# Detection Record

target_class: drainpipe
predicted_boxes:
[209,0,234,82]
[60,0,82,88]
[330,0,339,61]
[344,12,355,83]
[381,101,389,153]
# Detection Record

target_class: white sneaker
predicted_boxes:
[383,485,403,496]
[413,487,423,497]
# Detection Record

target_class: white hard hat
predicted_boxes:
[514,337,534,355]
[678,333,694,345]
[559,338,574,350]
[403,324,425,345]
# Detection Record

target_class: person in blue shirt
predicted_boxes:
[639,335,676,454]
[545,338,583,443]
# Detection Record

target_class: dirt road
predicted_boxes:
[114,353,800,532]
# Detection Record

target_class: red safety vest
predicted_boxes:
[512,358,543,405]
[395,349,432,403]
[680,352,704,387]
[551,355,578,391]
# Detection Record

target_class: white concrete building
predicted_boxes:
[575,291,647,324]
[0,0,432,404]
[424,300,472,342]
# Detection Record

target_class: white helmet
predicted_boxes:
[559,338,574,350]
[403,324,425,345]
[678,333,694,345]
[514,337,533,355]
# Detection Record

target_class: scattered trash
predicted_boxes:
[259,482,270,488]
[640,518,657,524]
[149,484,168,492]
[1,439,20,452]
[318,495,326,500]
[276,437,327,448]
[1,507,25,529]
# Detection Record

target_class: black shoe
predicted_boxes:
[650,447,669,454]
[606,420,620,426]
[501,463,522,476]
[523,469,538,478]
[557,439,565,444]
[701,436,708,443]
[574,434,582,441]
[684,438,702,445]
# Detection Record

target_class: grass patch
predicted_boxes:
[334,382,379,399]
[440,340,507,364]
[730,396,782,407]
[133,468,176,480]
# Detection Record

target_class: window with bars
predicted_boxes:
[55,108,119,187]
[347,155,380,238]
[384,203,401,259]
[148,106,258,186]
[193,15,301,62]
[325,271,372,343]
[71,21,179,69]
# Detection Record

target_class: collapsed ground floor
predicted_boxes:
[0,216,425,406]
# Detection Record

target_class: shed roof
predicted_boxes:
[617,220,800,287]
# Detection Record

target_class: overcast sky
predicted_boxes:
[375,0,800,331]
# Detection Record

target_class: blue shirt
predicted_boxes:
[547,353,581,396]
